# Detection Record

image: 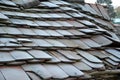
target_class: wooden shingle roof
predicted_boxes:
[0,0,120,80]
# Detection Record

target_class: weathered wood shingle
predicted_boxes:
[0,0,120,80]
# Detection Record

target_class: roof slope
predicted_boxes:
[0,0,120,80]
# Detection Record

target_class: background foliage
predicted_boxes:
[115,6,120,18]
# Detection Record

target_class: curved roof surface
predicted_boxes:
[0,0,120,80]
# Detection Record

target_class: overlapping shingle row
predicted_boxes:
[0,0,120,80]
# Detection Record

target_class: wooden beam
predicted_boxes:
[90,69,120,76]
